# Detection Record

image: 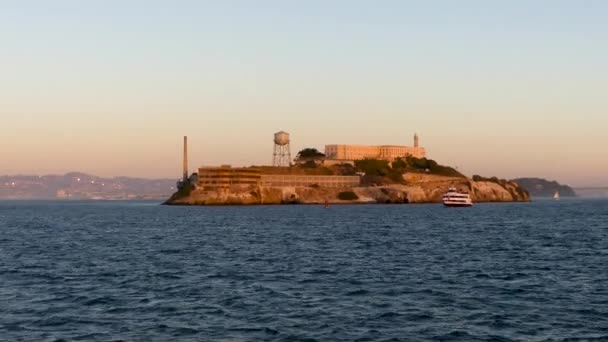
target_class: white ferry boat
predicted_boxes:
[442,187,473,207]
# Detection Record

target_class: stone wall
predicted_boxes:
[260,175,360,188]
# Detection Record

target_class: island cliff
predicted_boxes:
[165,157,530,205]
[165,178,528,205]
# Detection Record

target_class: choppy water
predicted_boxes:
[1,199,607,341]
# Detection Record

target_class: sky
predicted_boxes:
[1,1,607,186]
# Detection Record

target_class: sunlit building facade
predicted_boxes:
[324,134,426,161]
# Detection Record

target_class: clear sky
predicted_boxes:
[1,1,607,186]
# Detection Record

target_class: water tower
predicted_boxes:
[273,131,292,167]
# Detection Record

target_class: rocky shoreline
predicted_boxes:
[165,174,530,206]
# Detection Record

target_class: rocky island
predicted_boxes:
[165,155,530,206]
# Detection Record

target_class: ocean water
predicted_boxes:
[1,199,607,342]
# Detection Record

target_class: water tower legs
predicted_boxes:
[273,143,292,167]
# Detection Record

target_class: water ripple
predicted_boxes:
[0,199,607,341]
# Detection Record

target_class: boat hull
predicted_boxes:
[443,202,473,207]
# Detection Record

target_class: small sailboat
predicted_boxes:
[553,191,560,200]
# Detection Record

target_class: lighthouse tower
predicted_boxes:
[414,133,420,148]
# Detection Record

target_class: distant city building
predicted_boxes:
[324,133,426,161]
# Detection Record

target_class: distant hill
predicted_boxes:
[0,172,176,200]
[512,178,576,198]
[573,187,608,198]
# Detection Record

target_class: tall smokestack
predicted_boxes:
[183,136,188,182]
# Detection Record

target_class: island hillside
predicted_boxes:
[165,155,530,205]
[511,178,576,198]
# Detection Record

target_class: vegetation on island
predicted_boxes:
[295,148,326,168]
[295,148,326,161]
[165,182,194,203]
[255,149,465,185]
[353,156,464,185]
[473,175,507,184]
[401,157,464,177]
[354,159,406,185]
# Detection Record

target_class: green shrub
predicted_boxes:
[338,191,359,201]
[406,156,429,170]
[174,183,193,199]
[354,159,390,176]
[356,156,463,183]
[334,163,357,176]
[302,160,318,168]
[165,183,195,204]
[404,156,463,177]
[296,148,325,160]
[387,169,406,184]
[391,158,407,171]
